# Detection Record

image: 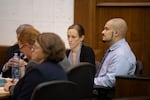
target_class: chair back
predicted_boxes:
[135,60,143,75]
[67,62,96,100]
[31,80,80,100]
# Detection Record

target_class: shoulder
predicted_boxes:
[32,61,62,71]
[82,45,93,50]
[27,61,67,79]
[25,62,61,77]
[81,45,94,53]
[7,43,20,53]
[66,49,71,53]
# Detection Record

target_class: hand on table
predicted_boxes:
[4,79,18,92]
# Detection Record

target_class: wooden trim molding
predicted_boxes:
[96,2,150,7]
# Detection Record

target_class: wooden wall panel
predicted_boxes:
[74,0,150,76]
[96,0,150,2]
[115,76,150,98]
[95,5,150,76]
[74,0,96,48]
[96,7,145,60]
[142,8,150,76]
[0,45,9,71]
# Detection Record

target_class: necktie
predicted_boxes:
[95,49,110,77]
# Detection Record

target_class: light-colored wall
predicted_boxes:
[0,0,74,48]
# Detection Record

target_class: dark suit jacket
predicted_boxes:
[12,61,68,100]
[1,43,28,78]
[66,45,95,65]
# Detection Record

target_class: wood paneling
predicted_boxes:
[115,76,150,98]
[96,0,150,2]
[96,2,150,6]
[0,45,9,71]
[74,0,150,76]
[96,7,145,60]
[74,0,96,47]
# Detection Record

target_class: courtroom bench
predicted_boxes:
[115,75,150,98]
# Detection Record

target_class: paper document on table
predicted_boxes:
[0,87,4,90]
[0,87,9,95]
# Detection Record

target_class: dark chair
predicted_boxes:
[67,62,96,100]
[93,85,115,100]
[31,80,80,100]
[135,60,143,75]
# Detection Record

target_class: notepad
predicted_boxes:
[0,87,4,91]
[0,78,6,87]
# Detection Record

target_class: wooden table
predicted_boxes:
[0,78,11,100]
[0,90,10,100]
[113,96,150,100]
[115,75,150,98]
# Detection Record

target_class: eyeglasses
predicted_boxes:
[19,45,26,50]
[32,45,40,51]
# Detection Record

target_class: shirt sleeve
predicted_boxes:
[94,54,131,87]
[94,62,116,87]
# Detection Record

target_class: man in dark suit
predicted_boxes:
[1,43,28,77]
[1,24,33,78]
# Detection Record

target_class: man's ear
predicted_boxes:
[114,31,120,37]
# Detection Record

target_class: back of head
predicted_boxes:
[109,18,128,38]
[18,27,40,45]
[37,32,65,62]
[16,24,34,37]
